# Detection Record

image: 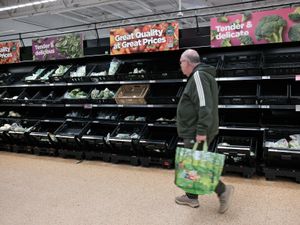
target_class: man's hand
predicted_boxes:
[196,135,207,143]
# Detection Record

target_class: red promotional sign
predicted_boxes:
[210,7,300,48]
[110,22,179,55]
[0,41,20,64]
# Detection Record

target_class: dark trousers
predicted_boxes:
[182,138,226,199]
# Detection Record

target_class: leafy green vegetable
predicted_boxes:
[289,7,300,22]
[55,34,83,58]
[221,38,231,47]
[288,24,300,41]
[242,12,251,22]
[231,19,241,27]
[66,88,88,99]
[238,35,254,45]
[255,15,287,43]
[217,16,228,23]
[211,30,218,40]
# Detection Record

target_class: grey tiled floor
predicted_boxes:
[0,152,299,225]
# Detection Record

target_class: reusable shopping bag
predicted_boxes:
[174,141,225,195]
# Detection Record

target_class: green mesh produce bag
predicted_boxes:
[175,142,225,195]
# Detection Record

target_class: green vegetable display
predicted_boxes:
[288,24,300,41]
[239,35,254,45]
[65,88,88,99]
[255,15,287,43]
[211,30,218,40]
[55,34,83,58]
[91,88,115,99]
[288,7,300,22]
[221,38,231,47]
[217,16,228,23]
[242,12,251,22]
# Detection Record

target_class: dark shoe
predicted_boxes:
[218,185,234,213]
[175,195,199,208]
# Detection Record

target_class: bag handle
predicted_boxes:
[192,141,208,152]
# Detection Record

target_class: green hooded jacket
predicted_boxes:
[176,63,219,144]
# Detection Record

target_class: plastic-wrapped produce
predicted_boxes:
[289,134,300,149]
[108,58,122,75]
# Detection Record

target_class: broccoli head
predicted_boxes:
[255,15,287,43]
[211,30,218,40]
[288,24,300,41]
[239,35,254,45]
[221,38,231,47]
[242,12,251,22]
[231,19,241,28]
[217,16,228,23]
[289,7,300,22]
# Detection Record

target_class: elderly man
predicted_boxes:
[175,49,234,214]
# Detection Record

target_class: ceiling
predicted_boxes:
[0,0,299,45]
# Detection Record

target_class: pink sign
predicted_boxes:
[210,7,300,48]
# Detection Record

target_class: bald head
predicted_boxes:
[181,49,200,64]
[180,49,200,77]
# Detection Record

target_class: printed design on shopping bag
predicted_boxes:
[175,146,225,195]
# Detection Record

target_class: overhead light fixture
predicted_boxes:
[0,0,57,12]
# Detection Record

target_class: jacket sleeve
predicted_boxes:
[189,71,213,136]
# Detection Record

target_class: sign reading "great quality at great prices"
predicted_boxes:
[110,22,179,55]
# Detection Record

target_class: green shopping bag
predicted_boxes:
[174,141,225,195]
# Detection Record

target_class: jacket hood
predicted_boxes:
[190,63,216,78]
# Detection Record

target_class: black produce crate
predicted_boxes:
[65,110,91,120]
[0,120,12,145]
[147,59,183,80]
[263,129,300,170]
[90,86,118,104]
[29,121,63,149]
[49,65,72,82]
[119,110,148,123]
[17,88,40,103]
[23,66,48,84]
[81,122,117,155]
[219,109,260,127]
[200,56,222,77]
[89,62,117,82]
[7,120,38,146]
[24,108,46,120]
[201,55,222,68]
[45,109,67,120]
[216,135,257,167]
[93,110,119,121]
[46,89,65,104]
[55,121,89,149]
[116,60,149,80]
[290,82,300,104]
[218,81,258,105]
[261,110,300,127]
[146,83,184,104]
[29,89,54,104]
[64,65,93,83]
[62,87,91,104]
[222,53,262,77]
[35,66,57,83]
[263,167,300,183]
[108,122,146,156]
[258,80,290,105]
[0,72,25,85]
[139,125,178,159]
[262,52,300,75]
[0,88,25,103]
